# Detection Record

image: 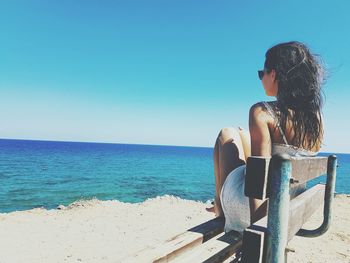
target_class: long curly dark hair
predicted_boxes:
[264,41,326,149]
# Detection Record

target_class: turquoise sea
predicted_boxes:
[0,139,349,213]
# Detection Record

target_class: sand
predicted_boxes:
[0,195,349,263]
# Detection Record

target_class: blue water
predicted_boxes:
[0,139,349,213]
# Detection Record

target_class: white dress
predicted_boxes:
[220,102,318,233]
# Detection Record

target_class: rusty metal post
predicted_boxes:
[266,154,291,263]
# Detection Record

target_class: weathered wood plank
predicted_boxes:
[291,157,328,183]
[245,156,327,200]
[241,227,266,263]
[124,217,225,263]
[172,231,242,263]
[241,184,325,263]
[245,156,270,199]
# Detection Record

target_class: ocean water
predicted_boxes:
[0,139,349,213]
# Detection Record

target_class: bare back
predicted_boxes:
[263,101,322,153]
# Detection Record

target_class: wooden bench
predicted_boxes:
[125,154,337,263]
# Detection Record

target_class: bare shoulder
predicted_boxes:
[249,102,269,122]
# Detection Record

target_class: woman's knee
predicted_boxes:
[217,127,241,145]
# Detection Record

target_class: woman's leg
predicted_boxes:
[212,127,251,217]
[238,127,251,161]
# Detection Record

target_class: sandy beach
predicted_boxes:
[0,195,349,263]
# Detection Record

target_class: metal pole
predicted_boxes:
[297,155,337,237]
[266,154,291,263]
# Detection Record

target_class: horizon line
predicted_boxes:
[0,137,213,149]
[0,137,347,154]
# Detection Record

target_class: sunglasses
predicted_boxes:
[258,68,271,80]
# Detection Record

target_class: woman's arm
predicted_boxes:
[248,103,272,223]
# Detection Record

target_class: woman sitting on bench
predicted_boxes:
[208,41,326,233]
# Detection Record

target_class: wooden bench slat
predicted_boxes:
[241,227,266,263]
[241,183,325,263]
[245,156,328,199]
[172,231,242,263]
[291,157,328,184]
[124,217,225,263]
[245,156,270,199]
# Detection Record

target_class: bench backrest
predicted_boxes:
[241,154,337,263]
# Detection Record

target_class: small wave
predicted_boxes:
[64,197,124,209]
[142,194,209,205]
[58,195,209,210]
[2,195,214,214]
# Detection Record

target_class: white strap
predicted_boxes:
[262,102,289,145]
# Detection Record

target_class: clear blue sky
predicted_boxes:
[1,1,349,153]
